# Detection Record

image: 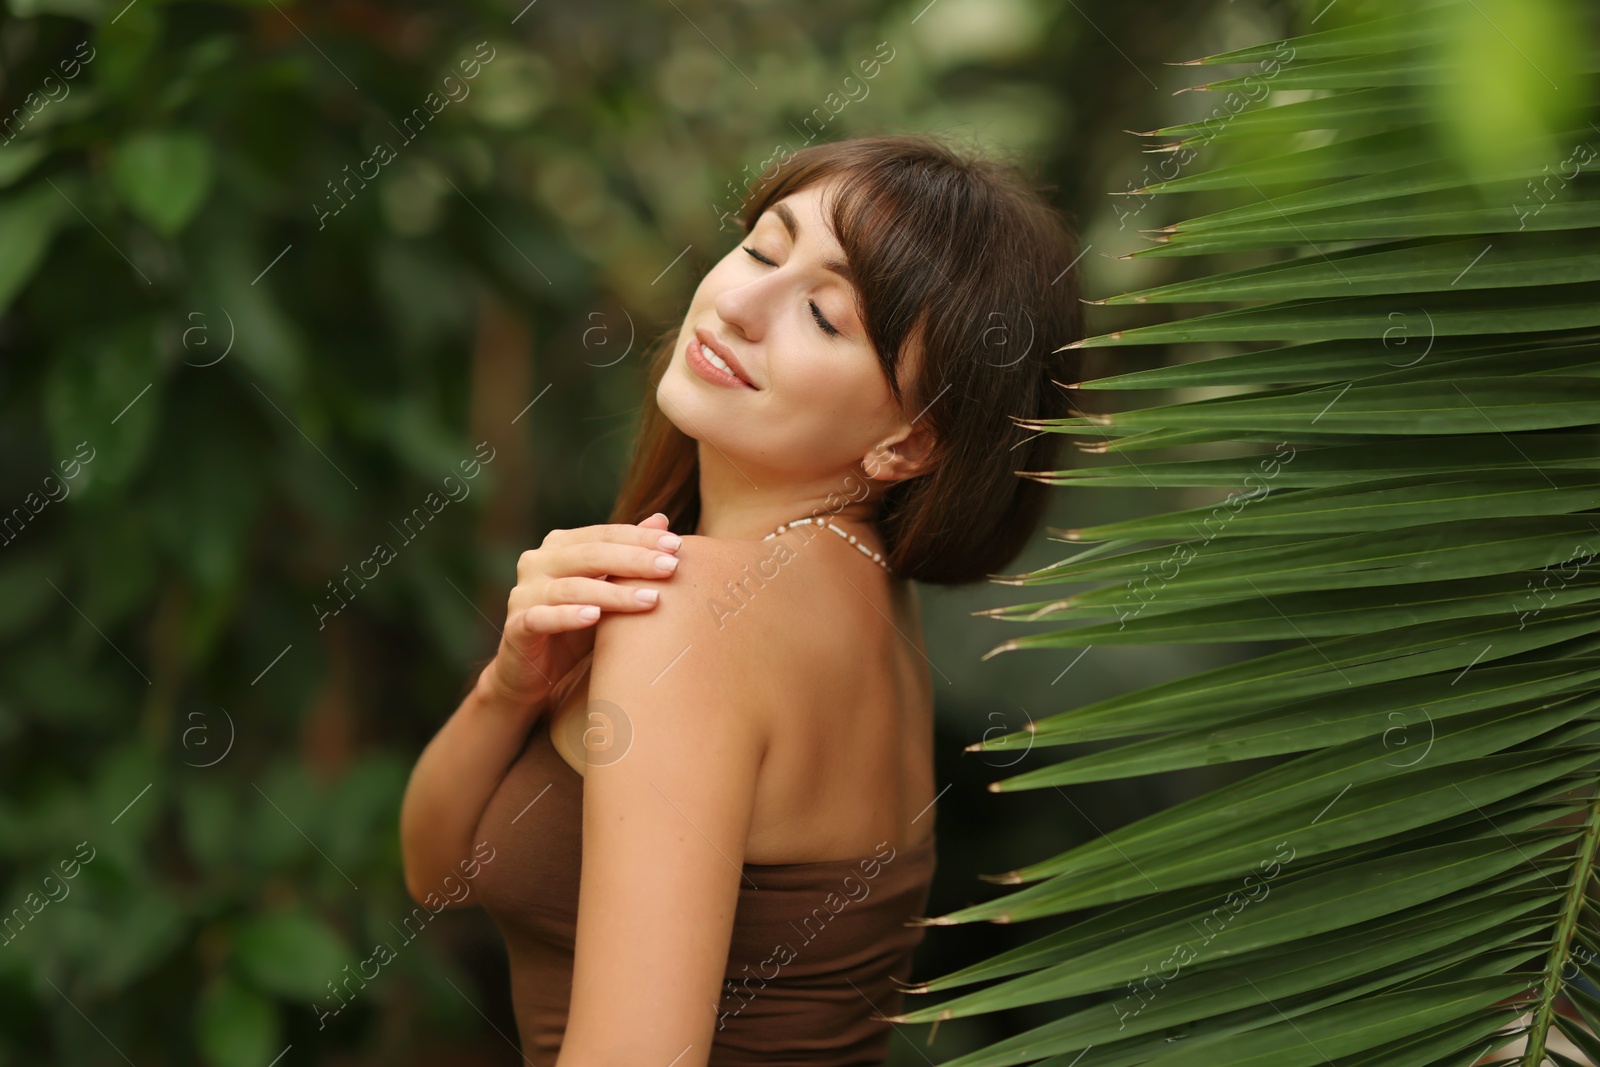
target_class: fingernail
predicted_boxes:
[658,533,682,551]
[635,588,660,604]
[655,554,679,572]
[578,605,600,621]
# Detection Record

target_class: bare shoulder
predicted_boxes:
[591,531,882,715]
[602,532,823,636]
[590,534,788,737]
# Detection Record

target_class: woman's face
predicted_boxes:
[657,176,914,485]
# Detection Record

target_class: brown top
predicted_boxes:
[472,712,937,1066]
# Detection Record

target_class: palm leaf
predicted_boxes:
[909,1,1600,1063]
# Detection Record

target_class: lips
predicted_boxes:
[693,327,758,389]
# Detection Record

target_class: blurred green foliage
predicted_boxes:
[0,0,1368,1062]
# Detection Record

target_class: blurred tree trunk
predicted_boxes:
[304,623,355,778]
[470,286,536,574]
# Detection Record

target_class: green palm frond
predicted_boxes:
[910,0,1600,1063]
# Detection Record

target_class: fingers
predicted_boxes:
[496,516,677,700]
[522,528,675,583]
[544,575,665,612]
[528,517,681,582]
[536,518,679,557]
[548,541,679,581]
[514,517,679,626]
[509,604,603,646]
[509,572,662,641]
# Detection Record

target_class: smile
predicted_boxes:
[688,332,758,390]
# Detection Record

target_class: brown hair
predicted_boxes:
[609,133,1085,586]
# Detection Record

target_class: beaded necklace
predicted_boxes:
[762,516,890,573]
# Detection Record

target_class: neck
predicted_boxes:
[690,442,883,544]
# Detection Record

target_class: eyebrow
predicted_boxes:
[772,202,854,286]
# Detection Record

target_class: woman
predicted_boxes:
[398,133,1084,1066]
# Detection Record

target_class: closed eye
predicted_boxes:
[809,301,839,337]
[742,245,842,338]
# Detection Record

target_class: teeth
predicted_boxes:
[703,343,739,379]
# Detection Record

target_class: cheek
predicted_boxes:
[787,353,887,419]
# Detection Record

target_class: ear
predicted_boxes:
[861,420,937,484]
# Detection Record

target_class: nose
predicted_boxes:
[712,267,777,343]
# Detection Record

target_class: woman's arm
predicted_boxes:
[559,538,771,1067]
[399,514,682,906]
[399,664,543,906]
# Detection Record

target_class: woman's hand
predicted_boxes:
[482,512,681,709]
